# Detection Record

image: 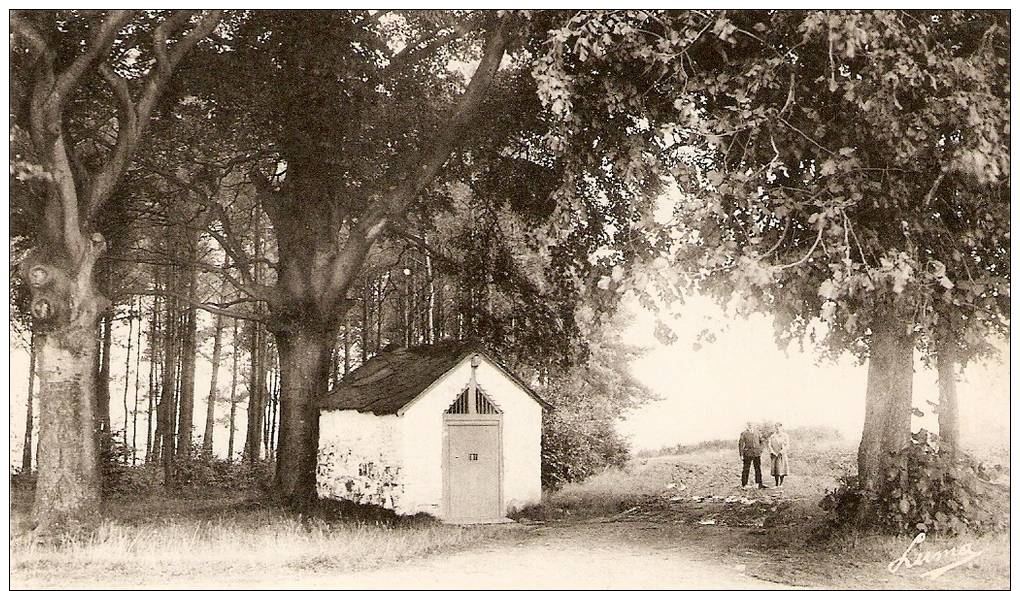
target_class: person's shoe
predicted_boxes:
[758,484,769,489]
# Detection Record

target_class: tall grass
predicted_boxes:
[11,501,515,586]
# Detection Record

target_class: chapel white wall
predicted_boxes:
[316,410,406,511]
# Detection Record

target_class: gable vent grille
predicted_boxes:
[445,387,501,414]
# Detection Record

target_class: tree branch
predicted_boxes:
[53,10,134,107]
[10,12,49,55]
[127,289,266,323]
[88,62,139,207]
[86,10,223,221]
[322,16,512,312]
[773,219,825,270]
[134,157,262,289]
[385,21,477,74]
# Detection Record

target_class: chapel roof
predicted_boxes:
[318,341,550,415]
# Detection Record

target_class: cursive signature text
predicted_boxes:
[887,532,983,580]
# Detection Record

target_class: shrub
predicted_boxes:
[99,430,135,496]
[308,497,439,527]
[541,411,629,489]
[820,429,1008,536]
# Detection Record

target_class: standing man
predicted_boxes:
[738,422,767,489]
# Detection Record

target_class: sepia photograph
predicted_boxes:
[7,7,1012,589]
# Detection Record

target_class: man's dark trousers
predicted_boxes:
[741,455,762,486]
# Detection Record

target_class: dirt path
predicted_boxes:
[153,521,794,590]
[315,527,789,589]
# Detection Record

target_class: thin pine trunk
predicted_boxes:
[361,279,370,363]
[158,266,180,482]
[244,320,265,464]
[203,250,230,460]
[227,318,239,463]
[131,297,143,465]
[146,293,161,464]
[343,317,351,376]
[243,209,266,464]
[268,365,279,460]
[202,310,226,458]
[328,346,336,390]
[22,330,37,473]
[375,280,383,352]
[263,356,271,459]
[176,261,198,459]
[121,303,135,462]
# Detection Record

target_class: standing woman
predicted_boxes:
[768,423,791,487]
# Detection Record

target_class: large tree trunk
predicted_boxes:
[23,246,108,530]
[857,303,915,490]
[22,330,37,473]
[202,310,226,458]
[273,327,333,509]
[936,330,960,460]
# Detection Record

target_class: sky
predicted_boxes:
[7,294,1010,467]
[615,295,1010,455]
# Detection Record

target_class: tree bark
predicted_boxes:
[375,279,383,352]
[857,302,915,490]
[936,330,960,460]
[22,330,38,473]
[273,328,333,509]
[202,309,226,458]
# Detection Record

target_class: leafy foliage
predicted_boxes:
[820,429,1008,535]
[540,407,631,489]
[541,10,1009,363]
[536,313,656,488]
